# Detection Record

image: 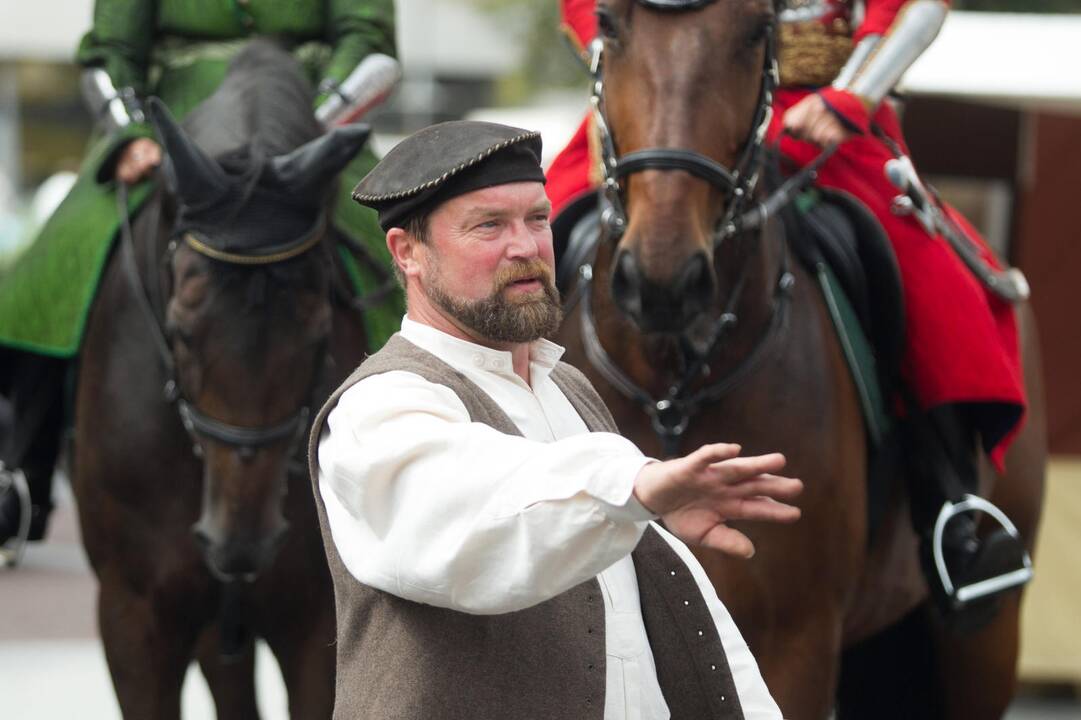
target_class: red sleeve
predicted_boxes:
[561,0,598,51]
[855,0,951,42]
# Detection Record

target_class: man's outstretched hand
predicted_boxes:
[633,443,802,558]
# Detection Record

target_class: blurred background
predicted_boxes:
[1,0,1080,717]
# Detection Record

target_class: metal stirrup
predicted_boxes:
[0,464,32,568]
[931,494,1033,605]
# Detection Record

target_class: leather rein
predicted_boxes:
[116,183,317,461]
[579,20,835,456]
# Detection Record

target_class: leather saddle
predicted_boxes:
[785,186,905,396]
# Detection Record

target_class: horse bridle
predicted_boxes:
[589,11,779,246]
[116,184,319,461]
[579,3,833,456]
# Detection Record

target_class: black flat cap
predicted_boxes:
[353,120,545,232]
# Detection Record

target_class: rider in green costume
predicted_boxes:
[0,0,403,548]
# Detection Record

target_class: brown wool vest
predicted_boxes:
[308,334,745,720]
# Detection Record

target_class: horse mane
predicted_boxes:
[181,39,321,162]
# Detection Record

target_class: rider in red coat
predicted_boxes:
[548,0,1030,617]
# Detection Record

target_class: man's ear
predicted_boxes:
[386,227,422,281]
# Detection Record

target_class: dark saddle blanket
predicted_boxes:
[787,187,905,399]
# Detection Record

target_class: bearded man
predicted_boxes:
[307,121,804,719]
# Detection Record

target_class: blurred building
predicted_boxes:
[0,0,526,193]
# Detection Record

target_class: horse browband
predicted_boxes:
[634,0,718,10]
[181,213,327,266]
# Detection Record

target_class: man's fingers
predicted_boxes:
[689,443,742,468]
[720,474,803,501]
[731,496,802,524]
[699,524,756,559]
[708,452,787,483]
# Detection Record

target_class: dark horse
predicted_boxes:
[556,1,1046,717]
[73,42,376,717]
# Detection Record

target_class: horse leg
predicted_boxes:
[261,599,336,719]
[756,611,846,720]
[195,625,261,720]
[933,302,1048,719]
[837,606,944,720]
[98,579,195,720]
[0,351,66,541]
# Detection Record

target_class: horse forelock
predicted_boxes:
[169,40,331,256]
[182,39,320,162]
[158,40,333,357]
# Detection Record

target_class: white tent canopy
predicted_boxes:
[901,11,1081,113]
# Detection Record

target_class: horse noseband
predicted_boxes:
[178,400,311,461]
[614,149,738,195]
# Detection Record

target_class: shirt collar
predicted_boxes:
[399,315,565,382]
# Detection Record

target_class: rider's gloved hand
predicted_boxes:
[115,137,162,185]
[783,88,870,147]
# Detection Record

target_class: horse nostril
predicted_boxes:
[192,523,212,551]
[611,249,643,319]
[677,253,714,313]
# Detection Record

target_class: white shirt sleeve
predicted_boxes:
[651,523,783,720]
[317,370,655,614]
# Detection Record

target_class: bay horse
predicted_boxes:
[556,1,1046,717]
[73,41,377,718]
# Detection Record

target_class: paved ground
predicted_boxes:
[2,485,1079,719]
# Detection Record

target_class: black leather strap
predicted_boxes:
[635,0,717,9]
[614,149,738,193]
[178,400,309,450]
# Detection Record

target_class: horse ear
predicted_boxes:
[146,97,228,207]
[270,124,372,196]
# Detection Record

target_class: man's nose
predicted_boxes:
[504,220,542,259]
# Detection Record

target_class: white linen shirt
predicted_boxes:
[318,316,781,720]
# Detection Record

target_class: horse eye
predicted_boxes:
[596,8,619,40]
[747,16,775,48]
[167,320,194,346]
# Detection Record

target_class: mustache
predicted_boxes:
[493,260,555,292]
